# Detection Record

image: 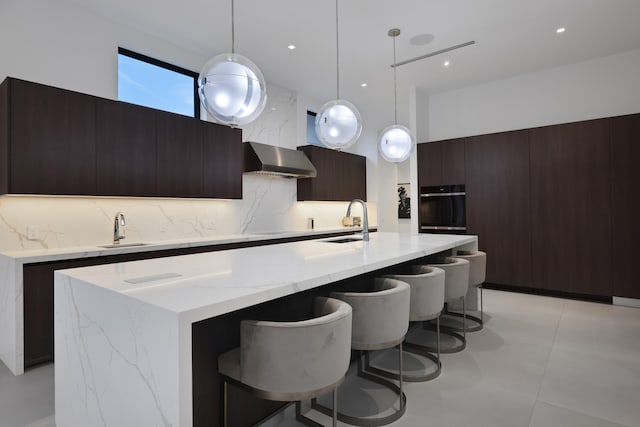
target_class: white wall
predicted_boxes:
[427,48,640,141]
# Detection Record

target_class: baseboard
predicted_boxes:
[483,283,612,304]
[612,297,640,308]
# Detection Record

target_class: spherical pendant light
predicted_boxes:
[198,53,267,126]
[198,0,267,127]
[379,124,413,162]
[316,0,362,150]
[379,28,415,163]
[315,99,362,149]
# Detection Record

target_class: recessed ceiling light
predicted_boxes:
[409,33,435,46]
[361,83,368,87]
[556,27,566,34]
[444,61,450,67]
[288,44,296,50]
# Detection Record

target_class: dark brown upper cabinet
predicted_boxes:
[0,77,243,199]
[610,113,640,299]
[202,123,243,199]
[465,130,532,288]
[417,138,465,188]
[96,99,157,196]
[156,110,204,198]
[5,78,97,195]
[529,119,612,297]
[0,79,9,194]
[296,145,366,201]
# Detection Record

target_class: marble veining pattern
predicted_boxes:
[54,233,477,427]
[55,274,179,426]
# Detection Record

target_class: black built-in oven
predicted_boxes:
[419,184,466,234]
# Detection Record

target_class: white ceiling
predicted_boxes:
[66,0,640,111]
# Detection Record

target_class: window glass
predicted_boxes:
[118,48,198,117]
[307,110,322,146]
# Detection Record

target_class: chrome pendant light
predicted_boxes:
[379,28,415,163]
[315,0,362,150]
[198,0,267,127]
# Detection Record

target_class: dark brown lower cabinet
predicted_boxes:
[610,113,640,298]
[465,130,532,287]
[529,119,612,297]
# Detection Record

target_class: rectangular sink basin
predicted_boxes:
[323,237,363,244]
[98,242,149,249]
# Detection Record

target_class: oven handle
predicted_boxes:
[420,226,467,231]
[420,192,466,197]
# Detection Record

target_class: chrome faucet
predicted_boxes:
[113,212,126,245]
[346,199,369,241]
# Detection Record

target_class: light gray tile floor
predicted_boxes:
[2,289,639,427]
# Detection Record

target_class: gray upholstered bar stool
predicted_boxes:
[449,250,487,332]
[367,266,445,382]
[217,297,352,427]
[426,257,470,353]
[315,277,410,426]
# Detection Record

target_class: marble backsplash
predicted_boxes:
[0,178,377,253]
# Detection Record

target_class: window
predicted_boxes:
[307,110,322,146]
[117,47,199,118]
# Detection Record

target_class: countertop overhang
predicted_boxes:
[55,232,477,323]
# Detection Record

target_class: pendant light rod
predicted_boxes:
[335,0,340,99]
[391,40,476,68]
[388,28,400,124]
[231,0,235,54]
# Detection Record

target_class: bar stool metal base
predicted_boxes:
[312,347,407,426]
[421,299,466,353]
[443,285,484,332]
[222,379,339,427]
[363,319,441,382]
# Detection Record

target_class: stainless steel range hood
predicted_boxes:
[244,142,317,178]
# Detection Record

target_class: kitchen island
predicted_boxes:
[54,232,477,427]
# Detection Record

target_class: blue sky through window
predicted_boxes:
[307,111,322,146]
[118,53,196,117]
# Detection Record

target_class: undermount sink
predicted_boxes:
[323,237,363,244]
[98,242,149,249]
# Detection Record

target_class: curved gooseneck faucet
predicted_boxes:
[113,212,126,245]
[346,199,369,241]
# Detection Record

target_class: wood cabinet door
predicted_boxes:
[202,122,242,199]
[610,113,640,298]
[0,79,8,194]
[96,99,157,196]
[156,111,204,197]
[442,138,465,185]
[297,145,366,201]
[10,79,96,195]
[417,142,442,187]
[465,130,532,287]
[529,119,612,296]
[417,138,465,188]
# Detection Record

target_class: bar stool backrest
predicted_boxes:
[331,278,410,351]
[427,257,470,303]
[386,266,445,321]
[239,297,352,397]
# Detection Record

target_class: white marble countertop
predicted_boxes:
[53,232,477,426]
[57,232,477,323]
[0,226,368,263]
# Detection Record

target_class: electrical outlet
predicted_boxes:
[27,226,38,240]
